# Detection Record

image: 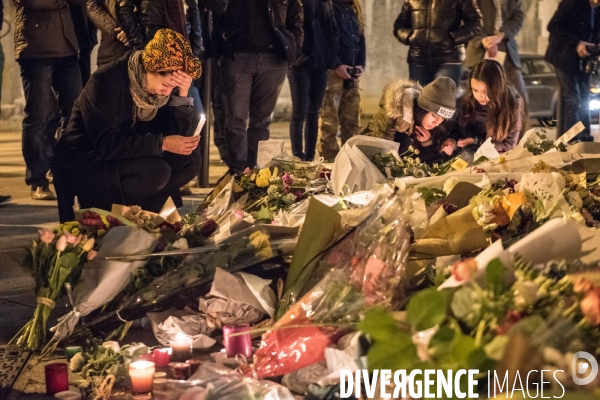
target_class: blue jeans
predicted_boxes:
[288,66,328,161]
[19,55,83,188]
[409,63,463,87]
[221,52,288,174]
[555,68,593,142]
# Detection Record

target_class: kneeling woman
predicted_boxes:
[442,59,523,159]
[53,29,202,222]
[362,77,457,164]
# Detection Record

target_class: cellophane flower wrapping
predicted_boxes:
[252,191,413,378]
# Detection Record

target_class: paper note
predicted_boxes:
[555,121,584,145]
[484,50,506,65]
[451,158,469,170]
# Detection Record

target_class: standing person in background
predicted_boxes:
[288,0,338,162]
[87,0,130,67]
[317,0,365,161]
[545,0,600,142]
[13,0,83,200]
[0,0,11,206]
[216,0,303,175]
[465,0,528,122]
[393,0,482,86]
[70,2,98,85]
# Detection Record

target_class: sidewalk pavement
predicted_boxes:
[0,123,294,344]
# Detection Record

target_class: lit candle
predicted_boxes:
[169,333,192,362]
[129,361,155,394]
[153,348,170,367]
[45,363,69,395]
[223,324,253,358]
[65,346,82,362]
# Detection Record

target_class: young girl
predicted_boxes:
[442,59,523,158]
[363,77,457,164]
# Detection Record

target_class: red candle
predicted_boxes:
[45,363,69,395]
[223,324,253,358]
[168,362,191,380]
[153,348,170,367]
[185,359,202,374]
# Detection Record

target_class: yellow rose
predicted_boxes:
[255,168,272,187]
[249,231,273,259]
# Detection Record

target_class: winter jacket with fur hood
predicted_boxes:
[362,78,422,141]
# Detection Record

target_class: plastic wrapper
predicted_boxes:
[155,362,295,400]
[253,191,413,378]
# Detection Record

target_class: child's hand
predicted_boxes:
[457,137,475,147]
[441,139,456,155]
[414,126,432,143]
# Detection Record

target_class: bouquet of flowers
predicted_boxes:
[371,148,457,179]
[10,228,97,350]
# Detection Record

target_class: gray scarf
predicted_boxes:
[127,51,169,122]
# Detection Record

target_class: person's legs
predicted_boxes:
[338,78,361,146]
[556,68,592,141]
[211,60,228,162]
[409,64,435,87]
[318,70,343,160]
[288,66,311,160]
[305,68,328,161]
[19,58,60,190]
[576,72,593,141]
[52,55,83,139]
[78,49,92,87]
[246,53,287,169]
[119,158,172,205]
[0,41,4,104]
[221,53,256,175]
[435,63,463,85]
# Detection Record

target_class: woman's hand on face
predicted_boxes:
[162,135,200,155]
[441,139,456,155]
[171,70,193,97]
[414,126,432,143]
[457,137,475,148]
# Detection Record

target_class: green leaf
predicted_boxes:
[358,307,399,341]
[429,325,455,359]
[59,251,81,269]
[484,335,509,360]
[450,287,475,319]
[407,288,448,331]
[366,331,418,371]
[486,258,506,295]
[467,347,496,371]
[257,206,273,222]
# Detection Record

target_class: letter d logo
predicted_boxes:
[573,351,599,385]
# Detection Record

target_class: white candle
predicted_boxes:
[129,361,155,394]
[169,333,193,362]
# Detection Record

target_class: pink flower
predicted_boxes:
[243,167,252,175]
[293,189,304,200]
[574,277,595,294]
[496,310,525,335]
[581,289,600,325]
[56,235,68,252]
[451,258,478,281]
[64,232,78,244]
[87,250,98,261]
[38,229,54,244]
[283,183,291,194]
[282,173,293,185]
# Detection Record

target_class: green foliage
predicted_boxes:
[407,288,448,331]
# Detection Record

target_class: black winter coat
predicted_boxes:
[13,0,80,60]
[332,0,365,68]
[87,0,129,65]
[294,0,338,70]
[216,0,303,66]
[116,0,204,57]
[545,0,600,74]
[394,0,482,66]
[53,51,194,216]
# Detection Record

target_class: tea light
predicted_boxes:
[65,346,82,362]
[168,362,191,380]
[153,348,170,367]
[185,359,202,374]
[45,363,69,395]
[223,324,252,358]
[169,333,192,362]
[129,361,155,394]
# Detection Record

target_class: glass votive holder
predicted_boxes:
[45,363,69,395]
[169,333,193,362]
[153,372,167,391]
[65,346,82,362]
[168,362,191,380]
[129,361,155,394]
[153,348,170,367]
[185,359,202,374]
[223,324,252,358]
